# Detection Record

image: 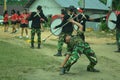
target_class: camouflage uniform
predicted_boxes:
[57,32,72,52]
[28,10,48,48]
[31,28,41,46]
[54,14,75,56]
[111,14,120,51]
[116,29,120,50]
[63,31,98,72]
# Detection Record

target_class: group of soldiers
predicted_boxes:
[3,5,120,75]
[52,6,100,75]
[3,5,100,75]
[54,6,120,75]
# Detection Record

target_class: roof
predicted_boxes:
[0,5,24,15]
[55,0,80,8]
[55,0,109,10]
[24,0,36,8]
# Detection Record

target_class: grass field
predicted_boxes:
[0,26,120,80]
[0,39,60,80]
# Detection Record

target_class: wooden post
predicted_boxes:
[4,0,7,11]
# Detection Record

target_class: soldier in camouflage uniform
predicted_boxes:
[59,19,99,75]
[54,6,76,56]
[110,14,120,52]
[28,5,48,48]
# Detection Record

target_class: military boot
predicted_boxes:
[38,44,41,49]
[31,43,34,49]
[87,65,100,72]
[59,67,66,75]
[54,50,62,56]
[115,48,120,52]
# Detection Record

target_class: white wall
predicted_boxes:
[29,0,62,16]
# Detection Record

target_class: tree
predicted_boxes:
[99,0,107,5]
[112,0,120,10]
[99,0,120,10]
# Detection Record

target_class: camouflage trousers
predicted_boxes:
[116,29,120,50]
[64,42,97,68]
[31,28,41,44]
[57,33,72,51]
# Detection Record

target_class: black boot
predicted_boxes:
[38,44,41,49]
[87,65,100,72]
[115,48,120,52]
[59,67,66,75]
[54,50,62,56]
[31,43,34,48]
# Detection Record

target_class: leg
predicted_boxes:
[31,28,35,48]
[60,54,70,67]
[60,47,80,75]
[84,42,99,72]
[6,23,9,32]
[21,28,24,37]
[25,27,28,38]
[36,29,41,48]
[79,33,85,41]
[4,24,7,32]
[116,29,120,52]
[54,34,65,56]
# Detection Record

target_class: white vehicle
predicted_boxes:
[0,15,3,25]
[0,20,3,24]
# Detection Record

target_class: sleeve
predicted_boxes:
[85,15,90,21]
[110,20,117,24]
[40,11,48,22]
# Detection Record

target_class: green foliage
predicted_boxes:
[99,21,109,32]
[43,15,51,28]
[78,0,84,7]
[112,0,120,10]
[99,0,107,5]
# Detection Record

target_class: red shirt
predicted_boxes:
[10,13,18,21]
[16,14,21,22]
[20,13,29,24]
[3,14,9,22]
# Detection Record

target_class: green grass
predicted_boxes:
[0,40,59,80]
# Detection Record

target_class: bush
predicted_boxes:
[99,21,109,32]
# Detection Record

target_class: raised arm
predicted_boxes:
[69,19,83,32]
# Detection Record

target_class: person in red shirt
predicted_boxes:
[10,9,18,33]
[3,10,9,32]
[19,9,29,38]
[16,11,21,31]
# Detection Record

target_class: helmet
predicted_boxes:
[68,5,75,12]
[37,5,42,11]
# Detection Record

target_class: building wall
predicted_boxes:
[29,0,62,16]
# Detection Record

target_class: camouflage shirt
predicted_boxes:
[66,30,84,54]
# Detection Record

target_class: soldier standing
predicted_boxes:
[54,6,76,56]
[28,5,48,48]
